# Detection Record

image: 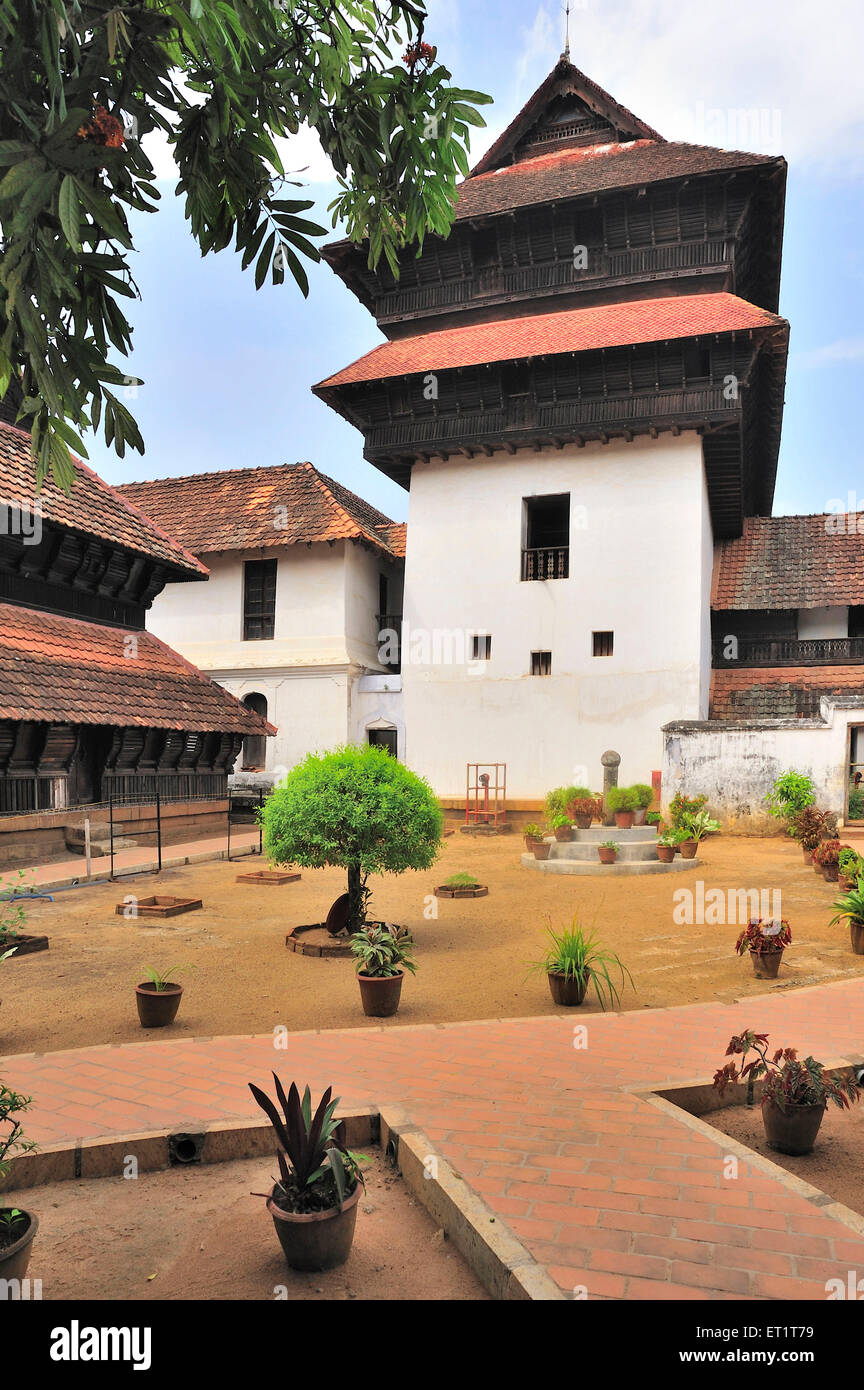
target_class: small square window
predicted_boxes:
[531,650,552,676]
[471,634,492,661]
[593,631,614,657]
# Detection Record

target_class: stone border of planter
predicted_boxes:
[114,896,203,918]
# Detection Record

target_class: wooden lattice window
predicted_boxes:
[243,559,277,641]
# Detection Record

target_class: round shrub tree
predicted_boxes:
[263,745,443,933]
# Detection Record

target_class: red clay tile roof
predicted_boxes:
[316,292,785,390]
[455,140,781,222]
[710,667,864,720]
[712,516,864,611]
[0,602,272,734]
[117,462,405,561]
[0,420,207,579]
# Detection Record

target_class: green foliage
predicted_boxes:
[606,786,638,813]
[0,869,32,940]
[599,840,620,852]
[141,962,187,991]
[444,872,478,887]
[550,813,572,829]
[668,792,707,828]
[829,882,864,929]
[0,1,491,486]
[523,823,543,839]
[349,923,416,978]
[680,810,721,844]
[849,789,864,820]
[837,848,863,877]
[544,786,587,819]
[631,783,655,810]
[0,1080,37,1179]
[527,917,633,1011]
[249,1076,365,1214]
[645,811,661,825]
[263,744,442,931]
[714,1031,860,1113]
[765,770,816,820]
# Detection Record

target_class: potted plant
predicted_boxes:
[829,882,864,955]
[734,918,791,979]
[527,918,633,1008]
[350,923,416,1017]
[668,791,707,828]
[262,745,442,936]
[532,833,552,861]
[551,814,573,842]
[679,809,721,859]
[598,840,620,865]
[837,848,863,892]
[631,784,655,826]
[656,831,678,864]
[606,787,637,830]
[814,839,845,883]
[0,1081,39,1282]
[713,1029,859,1155]
[249,1077,366,1271]
[523,822,544,850]
[787,805,831,863]
[568,797,596,831]
[135,963,187,1028]
[646,810,662,832]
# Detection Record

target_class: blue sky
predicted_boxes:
[88,0,864,524]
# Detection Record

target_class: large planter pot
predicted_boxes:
[533,842,552,861]
[614,811,634,830]
[633,809,647,826]
[822,864,839,883]
[524,836,542,851]
[814,859,825,875]
[839,874,855,893]
[135,982,182,1028]
[656,845,676,864]
[762,1098,826,1156]
[850,920,864,955]
[597,848,617,865]
[573,814,592,830]
[678,839,698,860]
[553,826,573,842]
[357,971,403,1018]
[750,947,783,979]
[267,1181,360,1271]
[802,847,814,865]
[547,971,588,1006]
[0,1209,38,1283]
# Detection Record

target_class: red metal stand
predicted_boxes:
[465,764,507,826]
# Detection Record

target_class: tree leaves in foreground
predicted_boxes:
[0,1,491,487]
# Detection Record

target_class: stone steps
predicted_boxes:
[549,840,662,862]
[521,853,701,877]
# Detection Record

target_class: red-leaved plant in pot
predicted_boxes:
[568,797,596,831]
[713,1030,859,1155]
[0,1081,39,1283]
[249,1077,366,1271]
[350,922,416,1017]
[734,918,791,979]
[814,840,846,883]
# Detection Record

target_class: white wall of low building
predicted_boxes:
[663,697,864,831]
[400,432,712,798]
[217,668,355,779]
[350,673,406,758]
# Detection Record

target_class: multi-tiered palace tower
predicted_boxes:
[315,57,790,798]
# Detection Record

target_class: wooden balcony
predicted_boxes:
[522,547,569,581]
[713,636,864,668]
[375,239,732,322]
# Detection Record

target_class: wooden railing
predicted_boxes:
[375,239,732,319]
[522,547,569,581]
[713,637,864,668]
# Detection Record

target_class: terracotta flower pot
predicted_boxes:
[802,847,814,864]
[267,1181,360,1271]
[750,947,783,979]
[633,809,647,826]
[678,839,697,860]
[573,814,592,830]
[357,971,403,1017]
[656,845,676,863]
[547,971,588,1006]
[135,982,183,1028]
[762,1098,826,1156]
[0,1209,38,1283]
[850,920,864,955]
[822,864,839,882]
[614,811,634,830]
[597,848,617,865]
[524,836,542,851]
[839,874,854,893]
[533,842,551,861]
[554,826,573,842]
[814,859,825,874]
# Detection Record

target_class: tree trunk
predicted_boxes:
[346,864,368,935]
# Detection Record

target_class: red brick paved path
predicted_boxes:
[4,979,864,1299]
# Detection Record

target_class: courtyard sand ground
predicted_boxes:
[0,832,861,1056]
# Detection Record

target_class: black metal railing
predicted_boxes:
[522,547,569,581]
[713,636,864,668]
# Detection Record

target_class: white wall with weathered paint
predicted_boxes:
[400,433,712,797]
[663,697,864,831]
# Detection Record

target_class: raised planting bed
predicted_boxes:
[114,895,203,919]
[0,933,49,957]
[434,884,489,899]
[286,924,354,958]
[236,870,301,885]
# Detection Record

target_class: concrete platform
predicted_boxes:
[521,852,701,875]
[522,827,700,875]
